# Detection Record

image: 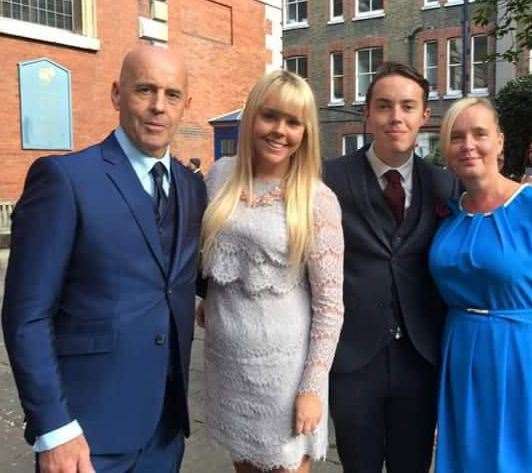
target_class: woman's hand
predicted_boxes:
[196,300,206,328]
[294,392,322,436]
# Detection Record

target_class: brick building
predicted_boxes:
[282,0,499,161]
[0,0,283,201]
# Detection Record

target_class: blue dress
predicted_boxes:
[429,184,532,473]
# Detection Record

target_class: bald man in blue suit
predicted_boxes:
[2,46,206,473]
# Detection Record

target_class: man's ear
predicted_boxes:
[422,105,431,125]
[111,81,120,111]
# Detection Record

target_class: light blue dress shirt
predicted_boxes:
[33,128,172,452]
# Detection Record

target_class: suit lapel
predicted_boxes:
[169,159,187,282]
[100,134,166,276]
[345,149,391,251]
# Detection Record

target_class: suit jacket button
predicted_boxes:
[167,288,173,295]
[155,334,166,345]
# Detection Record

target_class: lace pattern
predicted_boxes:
[203,156,344,471]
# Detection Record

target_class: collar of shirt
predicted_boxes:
[114,127,172,197]
[366,142,414,209]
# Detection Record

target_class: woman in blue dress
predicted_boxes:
[429,97,532,472]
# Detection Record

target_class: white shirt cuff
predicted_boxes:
[33,420,83,452]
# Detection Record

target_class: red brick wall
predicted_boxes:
[0,0,271,199]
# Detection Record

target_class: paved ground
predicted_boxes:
[0,249,342,472]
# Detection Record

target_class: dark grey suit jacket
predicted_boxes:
[324,145,457,373]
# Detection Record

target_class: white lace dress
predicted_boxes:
[202,157,344,471]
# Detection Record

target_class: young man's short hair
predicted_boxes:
[365,62,430,108]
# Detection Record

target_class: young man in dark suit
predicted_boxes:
[324,62,456,473]
[2,46,206,473]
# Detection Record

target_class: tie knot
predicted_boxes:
[150,162,167,181]
[384,169,402,186]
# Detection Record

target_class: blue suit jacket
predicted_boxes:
[1,133,207,454]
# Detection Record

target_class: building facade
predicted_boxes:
[0,0,283,201]
[282,0,497,161]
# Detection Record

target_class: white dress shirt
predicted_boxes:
[366,143,414,210]
[33,128,171,452]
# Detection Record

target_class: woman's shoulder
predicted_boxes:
[205,155,237,197]
[312,179,342,216]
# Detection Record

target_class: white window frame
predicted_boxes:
[284,0,308,29]
[285,56,308,79]
[354,0,384,20]
[470,35,489,95]
[446,38,463,97]
[422,0,440,9]
[342,134,366,155]
[445,0,475,6]
[330,52,344,105]
[424,41,439,99]
[355,47,382,103]
[0,0,99,50]
[329,0,344,23]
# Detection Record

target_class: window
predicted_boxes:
[424,41,438,98]
[355,0,384,17]
[220,138,237,157]
[1,0,80,32]
[356,47,383,101]
[285,56,308,79]
[285,0,307,26]
[330,0,343,20]
[471,35,488,93]
[447,38,462,95]
[0,0,98,50]
[343,134,366,155]
[330,52,344,103]
[416,133,440,160]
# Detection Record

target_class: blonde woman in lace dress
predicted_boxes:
[197,70,344,472]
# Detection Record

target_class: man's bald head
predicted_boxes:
[111,45,191,158]
[118,45,189,92]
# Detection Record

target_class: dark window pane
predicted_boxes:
[359,0,370,13]
[358,50,370,73]
[450,39,462,64]
[286,58,297,73]
[427,68,437,91]
[299,57,308,78]
[359,74,370,97]
[473,64,488,89]
[373,48,383,70]
[333,0,342,17]
[426,42,437,66]
[298,1,307,22]
[450,66,462,91]
[474,36,487,62]
[333,77,343,99]
[333,53,343,75]
[288,3,296,22]
[372,0,383,10]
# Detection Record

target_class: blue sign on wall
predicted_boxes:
[19,58,73,150]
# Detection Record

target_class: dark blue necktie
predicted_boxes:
[150,162,168,223]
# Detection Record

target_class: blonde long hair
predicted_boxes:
[201,70,321,266]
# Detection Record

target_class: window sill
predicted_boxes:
[0,17,100,51]
[443,92,463,99]
[468,90,489,97]
[283,22,309,31]
[328,100,345,107]
[422,3,440,10]
[327,17,344,25]
[428,93,440,100]
[352,11,385,21]
[352,99,366,106]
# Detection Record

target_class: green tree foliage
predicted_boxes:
[495,75,532,176]
[474,0,532,63]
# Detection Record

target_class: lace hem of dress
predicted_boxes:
[208,429,327,472]
[203,239,304,295]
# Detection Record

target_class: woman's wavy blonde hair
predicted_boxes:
[201,69,321,266]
